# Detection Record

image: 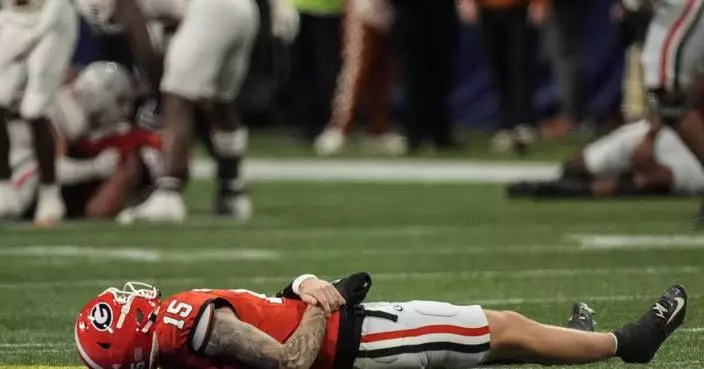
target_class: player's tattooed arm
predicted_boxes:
[205,305,327,369]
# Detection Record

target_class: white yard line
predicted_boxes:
[0,343,73,348]
[570,234,704,249]
[1,242,697,264]
[191,158,560,183]
[2,329,703,352]
[474,294,703,307]
[0,243,575,264]
[0,348,72,354]
[0,265,699,290]
[369,266,703,281]
[0,246,162,262]
[650,361,703,368]
[681,328,704,333]
[0,246,280,263]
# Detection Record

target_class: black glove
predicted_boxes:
[332,272,372,306]
[276,281,300,300]
[276,272,373,306]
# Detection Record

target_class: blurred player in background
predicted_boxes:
[5,62,162,220]
[77,0,299,223]
[508,108,704,198]
[636,0,704,218]
[642,0,704,117]
[314,0,405,156]
[641,0,704,161]
[0,0,78,224]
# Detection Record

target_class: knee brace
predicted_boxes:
[211,127,248,157]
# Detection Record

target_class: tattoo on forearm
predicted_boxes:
[206,307,327,369]
[279,307,326,369]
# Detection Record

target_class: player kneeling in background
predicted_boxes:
[76,0,300,223]
[0,0,78,224]
[75,273,686,369]
[5,62,162,220]
[508,100,704,198]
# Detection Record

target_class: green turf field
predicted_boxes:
[1,179,703,368]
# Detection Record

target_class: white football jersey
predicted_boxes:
[139,0,187,20]
[1,0,46,13]
[76,0,187,33]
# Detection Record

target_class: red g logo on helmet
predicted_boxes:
[90,303,113,331]
[76,283,160,369]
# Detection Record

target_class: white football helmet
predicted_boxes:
[73,62,135,130]
[75,0,125,34]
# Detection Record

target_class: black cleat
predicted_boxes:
[506,181,537,198]
[613,285,688,363]
[567,302,596,332]
[214,192,253,221]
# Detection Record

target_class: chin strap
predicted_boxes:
[148,330,160,369]
[116,295,135,329]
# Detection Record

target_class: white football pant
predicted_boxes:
[161,0,259,102]
[0,0,78,119]
[642,0,704,92]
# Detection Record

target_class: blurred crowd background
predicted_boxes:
[71,0,652,156]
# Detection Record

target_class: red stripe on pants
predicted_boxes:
[361,325,490,343]
[13,166,38,189]
[659,0,696,89]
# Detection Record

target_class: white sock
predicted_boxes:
[609,332,619,356]
[39,184,60,198]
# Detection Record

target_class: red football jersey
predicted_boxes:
[73,128,162,161]
[154,289,341,369]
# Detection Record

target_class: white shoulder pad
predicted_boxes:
[190,302,215,353]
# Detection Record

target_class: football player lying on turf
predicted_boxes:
[508,102,704,198]
[4,62,162,220]
[75,273,687,369]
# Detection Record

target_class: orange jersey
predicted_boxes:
[154,289,341,369]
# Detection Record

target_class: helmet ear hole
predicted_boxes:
[97,342,111,350]
[136,309,145,324]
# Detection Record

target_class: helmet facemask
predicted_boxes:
[105,281,161,303]
[99,282,161,334]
